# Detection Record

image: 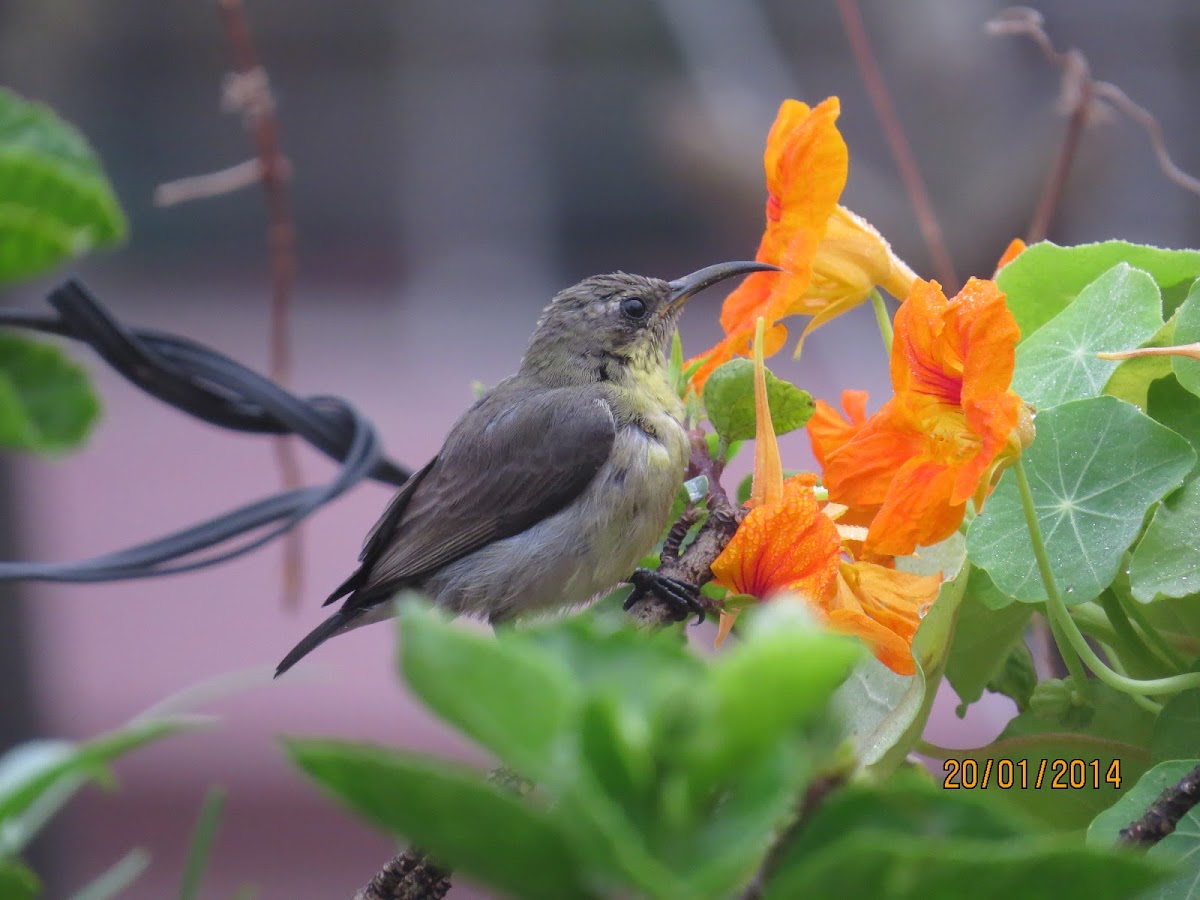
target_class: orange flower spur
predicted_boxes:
[688,96,917,392]
[810,277,1031,558]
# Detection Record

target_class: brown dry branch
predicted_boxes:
[219,0,304,609]
[987,6,1200,241]
[835,0,959,293]
[353,434,746,899]
[154,0,303,608]
[1118,762,1200,848]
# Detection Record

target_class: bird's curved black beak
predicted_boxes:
[666,260,782,312]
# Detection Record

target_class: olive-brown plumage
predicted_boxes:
[275,262,774,675]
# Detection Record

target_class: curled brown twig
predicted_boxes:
[987,6,1200,241]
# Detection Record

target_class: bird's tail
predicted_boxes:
[275,608,355,678]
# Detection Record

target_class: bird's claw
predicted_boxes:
[624,568,706,625]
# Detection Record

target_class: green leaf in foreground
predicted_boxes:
[71,848,150,900]
[702,358,814,443]
[997,240,1200,338]
[0,87,126,284]
[1012,263,1162,409]
[1172,279,1200,399]
[1129,477,1200,602]
[284,740,596,900]
[765,774,1167,900]
[178,787,226,900]
[399,604,577,776]
[967,396,1195,604]
[0,716,206,855]
[0,861,38,900]
[1089,759,1200,900]
[0,333,100,453]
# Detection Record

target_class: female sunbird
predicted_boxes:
[275,261,773,675]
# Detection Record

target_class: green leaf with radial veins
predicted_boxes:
[0,87,126,284]
[702,358,814,444]
[1172,279,1200,399]
[997,240,1200,339]
[1012,264,1162,410]
[967,397,1194,605]
[284,740,597,900]
[1089,759,1200,900]
[0,333,100,453]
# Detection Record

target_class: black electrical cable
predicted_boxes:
[0,278,412,583]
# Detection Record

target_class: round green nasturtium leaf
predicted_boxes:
[1012,263,1162,410]
[997,240,1200,339]
[967,396,1195,605]
[0,87,127,284]
[702,358,814,444]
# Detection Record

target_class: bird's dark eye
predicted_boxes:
[620,296,648,319]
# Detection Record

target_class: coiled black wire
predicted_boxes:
[0,278,411,583]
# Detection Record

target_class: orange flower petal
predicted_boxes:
[828,560,941,675]
[827,608,917,675]
[710,477,840,601]
[808,389,870,471]
[995,238,1026,274]
[817,277,1025,558]
[862,457,966,557]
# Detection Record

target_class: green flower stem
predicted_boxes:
[914,738,958,759]
[1046,609,1091,696]
[1099,590,1170,676]
[1096,647,1164,714]
[870,289,893,355]
[1015,458,1200,697]
[1112,578,1189,671]
[1012,460,1088,693]
[1069,602,1121,647]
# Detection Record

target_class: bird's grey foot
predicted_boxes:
[623,568,706,625]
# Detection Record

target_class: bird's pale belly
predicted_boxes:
[420,417,688,620]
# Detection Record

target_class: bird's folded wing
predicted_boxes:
[340,385,617,608]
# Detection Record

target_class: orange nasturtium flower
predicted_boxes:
[688,96,917,392]
[809,277,1033,558]
[709,319,939,675]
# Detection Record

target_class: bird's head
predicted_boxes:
[522,261,777,385]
